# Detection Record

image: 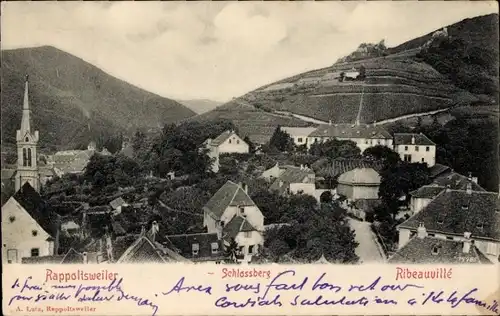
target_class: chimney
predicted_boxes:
[329,120,332,126]
[417,222,427,239]
[463,232,472,253]
[471,177,478,184]
[151,221,159,241]
[411,136,415,144]
[82,252,88,264]
[241,183,248,193]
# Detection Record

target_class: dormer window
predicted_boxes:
[192,243,200,256]
[437,217,444,224]
[476,222,484,229]
[239,207,245,217]
[9,216,15,223]
[220,221,225,227]
[431,245,441,255]
[462,204,469,210]
[25,137,29,142]
[211,242,219,254]
[32,230,38,237]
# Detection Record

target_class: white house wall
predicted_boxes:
[218,135,249,154]
[2,197,54,263]
[395,144,436,167]
[289,182,316,197]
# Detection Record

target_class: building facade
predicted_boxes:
[394,133,436,167]
[337,167,381,201]
[204,130,249,173]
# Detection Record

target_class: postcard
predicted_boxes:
[1,1,499,315]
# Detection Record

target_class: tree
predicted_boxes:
[223,238,240,263]
[363,145,400,166]
[250,189,288,224]
[320,191,333,204]
[268,126,294,152]
[243,136,256,153]
[309,138,361,161]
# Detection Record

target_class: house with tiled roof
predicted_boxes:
[398,186,500,263]
[409,172,484,215]
[269,164,316,197]
[307,122,393,152]
[313,157,385,179]
[281,127,318,147]
[203,181,264,262]
[337,167,381,201]
[204,130,249,173]
[117,221,190,263]
[164,232,225,262]
[2,182,61,263]
[394,133,436,167]
[388,227,493,264]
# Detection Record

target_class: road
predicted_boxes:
[348,218,385,263]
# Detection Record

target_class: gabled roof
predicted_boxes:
[309,124,392,139]
[12,182,59,237]
[428,163,452,179]
[164,233,224,261]
[399,190,500,241]
[223,216,256,240]
[410,185,446,199]
[109,197,127,210]
[432,172,485,191]
[394,133,435,146]
[209,130,245,147]
[39,166,57,177]
[314,158,385,178]
[388,236,493,264]
[203,181,255,219]
[117,230,190,263]
[269,166,314,193]
[281,127,317,138]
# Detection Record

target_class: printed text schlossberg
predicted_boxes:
[45,269,118,283]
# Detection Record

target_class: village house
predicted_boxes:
[281,127,318,148]
[409,172,484,215]
[52,142,96,176]
[2,182,61,263]
[204,130,249,173]
[337,167,381,201]
[388,231,493,264]
[117,221,190,263]
[268,164,316,197]
[397,185,500,263]
[203,181,264,262]
[394,133,436,167]
[307,122,393,152]
[342,68,361,80]
[164,233,225,263]
[296,76,321,87]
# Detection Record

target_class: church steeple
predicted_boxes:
[15,74,40,192]
[20,75,33,135]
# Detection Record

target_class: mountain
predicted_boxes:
[176,99,223,114]
[190,99,314,144]
[1,46,196,151]
[201,13,497,133]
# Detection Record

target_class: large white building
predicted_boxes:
[307,123,393,152]
[394,133,436,167]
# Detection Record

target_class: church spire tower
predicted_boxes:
[15,75,40,192]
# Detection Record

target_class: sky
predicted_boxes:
[1,1,498,102]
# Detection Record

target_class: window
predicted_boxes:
[22,148,27,166]
[239,207,245,216]
[432,246,440,255]
[244,231,251,238]
[421,158,425,162]
[9,216,15,223]
[7,249,17,264]
[437,217,444,224]
[404,146,408,151]
[298,138,303,143]
[192,243,200,256]
[32,230,38,237]
[237,140,240,144]
[476,222,484,229]
[27,148,32,167]
[365,140,369,144]
[31,248,40,257]
[428,233,435,237]
[228,139,231,144]
[211,242,219,254]
[377,141,381,145]
[446,236,453,240]
[426,146,430,152]
[415,146,419,152]
[404,154,412,162]
[249,245,255,254]
[486,243,497,255]
[220,221,225,227]
[25,137,29,142]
